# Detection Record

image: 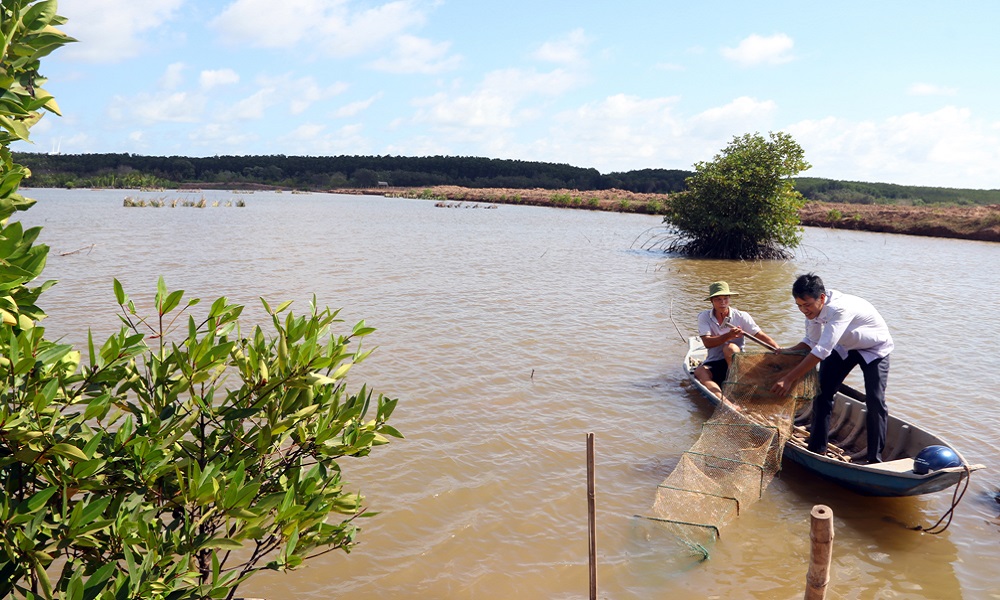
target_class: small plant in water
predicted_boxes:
[124,196,246,208]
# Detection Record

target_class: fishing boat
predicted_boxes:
[684,336,984,497]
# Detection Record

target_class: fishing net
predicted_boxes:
[642,350,818,556]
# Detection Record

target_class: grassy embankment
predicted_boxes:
[345,185,1000,243]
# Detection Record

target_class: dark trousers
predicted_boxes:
[807,350,890,463]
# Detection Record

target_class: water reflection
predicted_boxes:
[652,256,805,343]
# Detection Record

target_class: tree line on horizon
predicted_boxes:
[14,152,1000,206]
[14,152,691,194]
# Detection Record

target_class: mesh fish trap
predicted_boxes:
[642,350,818,556]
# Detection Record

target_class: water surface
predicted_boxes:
[16,188,1000,599]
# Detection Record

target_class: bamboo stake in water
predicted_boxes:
[804,504,834,600]
[587,432,597,600]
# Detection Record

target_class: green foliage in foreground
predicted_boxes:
[659,131,810,260]
[0,3,401,598]
[1,275,401,599]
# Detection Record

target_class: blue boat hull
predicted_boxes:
[781,442,969,497]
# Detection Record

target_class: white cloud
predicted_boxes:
[412,68,581,130]
[481,67,581,97]
[539,94,685,169]
[200,69,241,89]
[160,63,186,90]
[59,0,184,62]
[289,123,328,139]
[212,74,348,121]
[277,123,372,155]
[334,94,382,118]
[908,83,958,97]
[691,96,777,135]
[398,92,692,172]
[64,133,92,151]
[294,80,350,114]
[30,116,55,135]
[721,33,795,67]
[328,2,429,56]
[211,0,428,57]
[384,135,450,157]
[370,35,461,74]
[248,74,349,115]
[110,91,204,124]
[787,106,1000,187]
[533,29,589,65]
[188,123,259,148]
[229,89,276,121]
[210,0,326,47]
[293,80,351,115]
[414,90,515,129]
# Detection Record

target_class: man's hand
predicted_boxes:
[770,377,793,397]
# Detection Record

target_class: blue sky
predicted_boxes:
[17,0,1000,189]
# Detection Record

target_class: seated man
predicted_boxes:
[694,281,778,406]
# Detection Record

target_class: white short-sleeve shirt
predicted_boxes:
[698,307,762,362]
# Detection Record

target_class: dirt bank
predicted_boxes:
[797,201,1000,243]
[343,185,1000,243]
[371,185,669,212]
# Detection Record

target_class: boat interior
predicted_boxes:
[793,385,943,469]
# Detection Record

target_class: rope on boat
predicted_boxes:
[909,464,973,534]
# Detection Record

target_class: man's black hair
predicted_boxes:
[792,273,825,300]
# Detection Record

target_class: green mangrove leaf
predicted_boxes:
[21,486,59,514]
[291,404,319,420]
[113,278,125,304]
[305,372,335,386]
[197,538,244,551]
[50,443,88,462]
[352,320,376,336]
[378,425,404,439]
[22,0,58,30]
[330,362,352,380]
[160,289,184,315]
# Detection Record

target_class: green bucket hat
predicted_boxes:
[705,281,739,301]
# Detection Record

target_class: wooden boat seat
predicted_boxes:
[866,458,916,473]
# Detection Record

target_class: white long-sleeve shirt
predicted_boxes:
[802,289,894,363]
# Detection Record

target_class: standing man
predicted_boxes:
[694,281,779,405]
[770,273,894,463]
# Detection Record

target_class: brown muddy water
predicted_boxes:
[14,188,1000,599]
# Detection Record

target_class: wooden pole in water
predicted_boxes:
[804,504,834,600]
[587,432,597,600]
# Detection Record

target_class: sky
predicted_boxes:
[16,0,1000,189]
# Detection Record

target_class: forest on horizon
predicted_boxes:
[14,152,1000,207]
